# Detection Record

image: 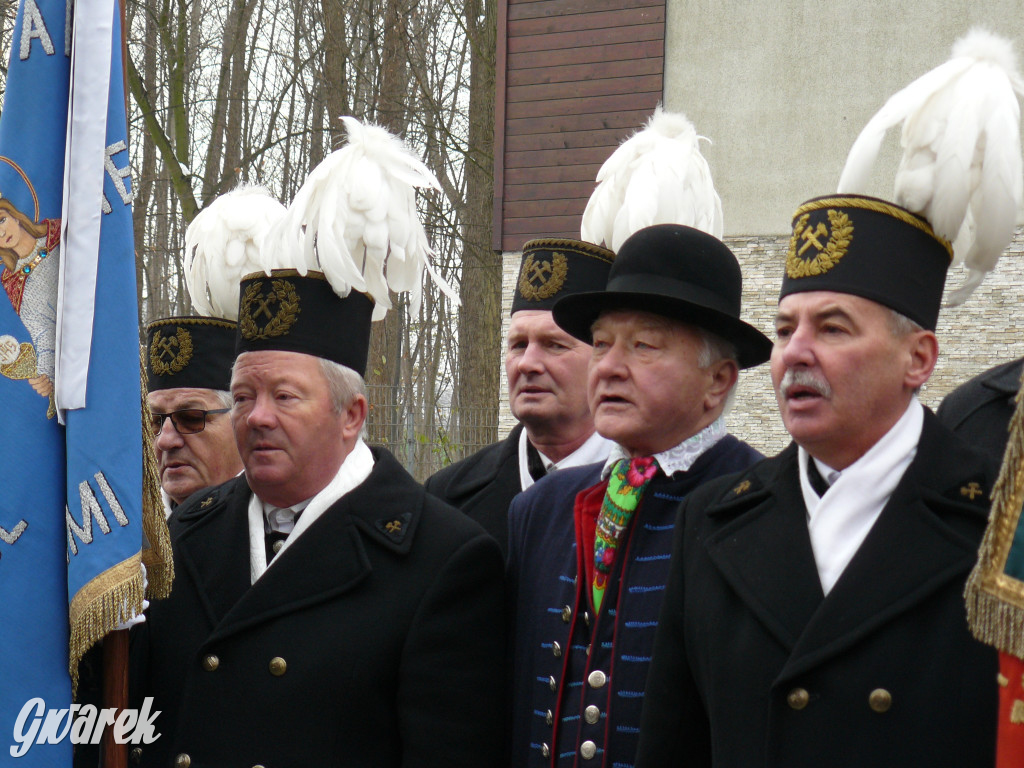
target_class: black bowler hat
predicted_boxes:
[146,317,237,392]
[510,238,615,315]
[236,269,374,376]
[779,194,952,331]
[552,224,772,369]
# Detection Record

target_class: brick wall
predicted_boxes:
[499,230,1024,456]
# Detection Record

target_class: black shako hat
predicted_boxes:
[146,316,237,392]
[510,238,615,314]
[235,269,374,376]
[779,194,953,331]
[552,224,771,369]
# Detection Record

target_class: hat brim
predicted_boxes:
[553,290,772,369]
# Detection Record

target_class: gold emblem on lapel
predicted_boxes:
[200,496,214,508]
[149,327,194,376]
[386,520,402,534]
[786,209,853,279]
[239,279,300,340]
[518,251,568,301]
[733,480,752,496]
[961,481,984,501]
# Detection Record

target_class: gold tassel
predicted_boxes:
[140,349,174,600]
[965,365,1024,655]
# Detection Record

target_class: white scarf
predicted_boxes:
[800,398,923,595]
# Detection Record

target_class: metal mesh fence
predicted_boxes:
[363,385,499,482]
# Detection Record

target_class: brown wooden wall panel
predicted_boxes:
[506,91,662,120]
[508,40,662,70]
[508,58,662,87]
[494,0,666,251]
[508,24,663,54]
[504,164,599,185]
[509,7,663,36]
[509,0,661,22]
[505,111,651,138]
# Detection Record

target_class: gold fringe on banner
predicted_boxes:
[140,350,174,599]
[69,555,144,696]
[965,367,1024,657]
[67,354,175,695]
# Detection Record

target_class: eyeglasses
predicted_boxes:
[150,408,231,436]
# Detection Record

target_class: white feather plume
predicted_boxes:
[264,116,458,321]
[184,185,287,320]
[837,28,1024,305]
[581,107,723,251]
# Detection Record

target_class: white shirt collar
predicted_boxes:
[517,427,614,492]
[248,439,375,582]
[600,416,727,480]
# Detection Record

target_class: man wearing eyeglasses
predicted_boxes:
[146,316,243,513]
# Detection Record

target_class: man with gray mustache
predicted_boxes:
[636,195,998,767]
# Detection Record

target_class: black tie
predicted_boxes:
[265,510,301,562]
[806,459,831,498]
[526,442,548,482]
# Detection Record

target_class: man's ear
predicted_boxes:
[704,358,739,412]
[341,394,369,441]
[904,330,938,390]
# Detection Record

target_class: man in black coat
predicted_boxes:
[636,195,998,767]
[425,239,616,552]
[937,356,1024,476]
[132,271,506,768]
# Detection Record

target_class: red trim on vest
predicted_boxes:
[574,480,607,615]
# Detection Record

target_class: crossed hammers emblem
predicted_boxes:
[252,292,278,320]
[527,259,553,285]
[798,222,829,256]
[154,335,179,360]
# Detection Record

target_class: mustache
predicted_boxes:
[780,369,832,398]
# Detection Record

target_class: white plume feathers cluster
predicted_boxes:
[837,28,1024,305]
[581,107,723,251]
[264,116,458,321]
[184,185,286,320]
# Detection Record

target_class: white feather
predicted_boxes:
[183,186,287,320]
[837,28,1024,304]
[265,116,457,320]
[581,107,723,250]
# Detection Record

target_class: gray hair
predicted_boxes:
[212,389,233,409]
[886,308,924,338]
[317,358,366,413]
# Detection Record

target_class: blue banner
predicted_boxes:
[0,0,167,763]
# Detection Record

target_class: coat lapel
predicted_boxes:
[703,445,825,652]
[173,477,253,630]
[444,424,521,500]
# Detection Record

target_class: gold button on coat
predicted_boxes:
[269,657,287,676]
[580,740,597,760]
[584,705,600,724]
[868,688,892,713]
[583,611,592,627]
[541,744,551,758]
[175,754,191,768]
[787,688,810,710]
[549,675,557,692]
[561,605,572,623]
[587,670,607,688]
[545,709,553,726]
[202,654,219,672]
[129,747,142,763]
[552,641,562,658]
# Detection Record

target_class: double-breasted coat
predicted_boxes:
[424,424,523,553]
[132,448,507,768]
[635,411,998,768]
[508,436,762,768]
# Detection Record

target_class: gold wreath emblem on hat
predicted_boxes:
[518,251,568,301]
[149,327,194,376]
[786,210,854,279]
[240,279,301,339]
